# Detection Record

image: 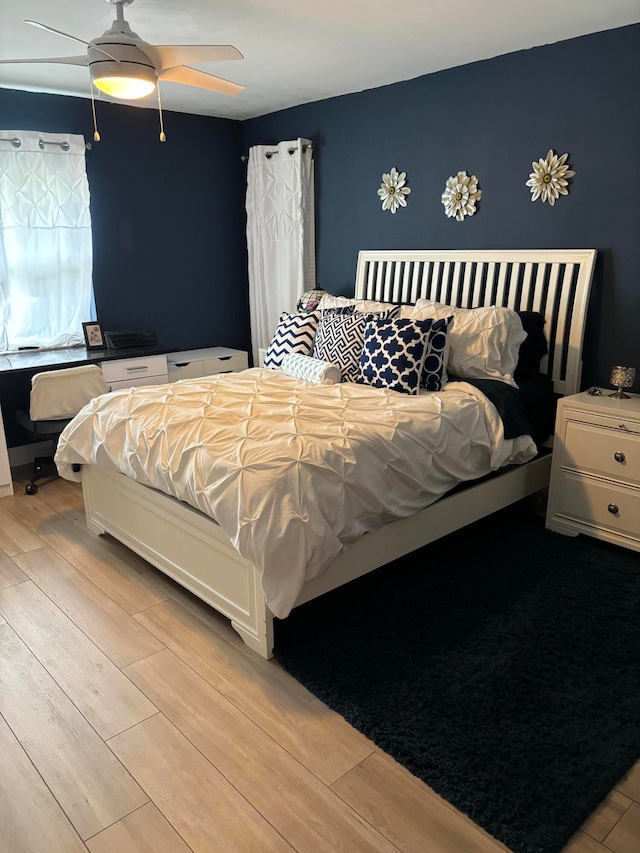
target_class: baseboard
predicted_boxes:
[9,440,54,468]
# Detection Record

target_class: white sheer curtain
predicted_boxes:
[246,138,315,366]
[0,131,94,352]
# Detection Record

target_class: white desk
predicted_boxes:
[0,345,248,488]
[0,344,177,476]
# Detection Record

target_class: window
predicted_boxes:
[0,131,94,352]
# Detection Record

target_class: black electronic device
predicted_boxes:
[104,329,158,350]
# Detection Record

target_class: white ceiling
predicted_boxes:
[1,0,639,121]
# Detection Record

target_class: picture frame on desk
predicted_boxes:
[82,321,104,349]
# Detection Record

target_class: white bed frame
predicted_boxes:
[82,249,597,658]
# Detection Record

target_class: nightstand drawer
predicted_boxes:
[562,420,640,482]
[564,407,640,435]
[556,470,640,540]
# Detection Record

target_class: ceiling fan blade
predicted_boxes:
[141,44,243,69]
[159,65,244,97]
[24,20,118,61]
[0,55,88,66]
[25,19,95,48]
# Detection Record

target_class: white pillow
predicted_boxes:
[281,353,341,385]
[401,299,526,387]
[318,294,398,314]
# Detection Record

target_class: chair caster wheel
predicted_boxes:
[25,483,38,495]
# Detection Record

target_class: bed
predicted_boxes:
[56,248,596,658]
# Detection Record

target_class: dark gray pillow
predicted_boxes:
[516,311,548,378]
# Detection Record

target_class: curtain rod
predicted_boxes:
[241,142,312,162]
[0,135,92,151]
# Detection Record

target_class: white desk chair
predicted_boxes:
[16,364,108,495]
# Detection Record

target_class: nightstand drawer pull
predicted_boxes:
[608,503,619,514]
[614,451,626,463]
[618,423,629,431]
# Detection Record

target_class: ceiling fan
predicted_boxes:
[0,0,244,103]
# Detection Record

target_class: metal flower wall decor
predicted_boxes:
[526,149,575,206]
[441,171,482,221]
[377,167,411,213]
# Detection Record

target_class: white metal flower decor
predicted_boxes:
[377,167,411,213]
[526,149,575,206]
[441,171,482,221]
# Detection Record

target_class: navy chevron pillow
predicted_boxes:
[264,311,320,369]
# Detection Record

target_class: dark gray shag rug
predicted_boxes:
[274,505,640,853]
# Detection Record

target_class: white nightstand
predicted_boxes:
[546,390,640,552]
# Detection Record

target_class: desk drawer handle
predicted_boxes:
[608,503,619,514]
[614,451,626,463]
[125,366,148,373]
[618,423,629,431]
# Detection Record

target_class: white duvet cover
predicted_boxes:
[55,368,537,618]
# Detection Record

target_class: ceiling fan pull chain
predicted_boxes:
[157,79,167,142]
[89,80,101,142]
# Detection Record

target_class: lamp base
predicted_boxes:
[609,388,631,399]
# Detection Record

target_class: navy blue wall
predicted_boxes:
[0,87,249,354]
[244,25,640,389]
[1,22,638,406]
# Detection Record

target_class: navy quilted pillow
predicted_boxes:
[264,311,320,369]
[357,317,433,395]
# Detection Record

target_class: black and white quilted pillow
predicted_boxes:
[357,316,433,395]
[313,307,397,382]
[263,311,320,369]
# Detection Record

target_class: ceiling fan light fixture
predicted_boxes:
[93,74,155,99]
[90,58,156,99]
[2,0,245,121]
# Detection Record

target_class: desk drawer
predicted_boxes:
[202,353,248,375]
[108,375,169,392]
[168,360,204,381]
[101,354,168,383]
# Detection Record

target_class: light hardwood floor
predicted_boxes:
[1,467,639,853]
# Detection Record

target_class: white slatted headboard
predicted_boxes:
[354,249,597,397]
